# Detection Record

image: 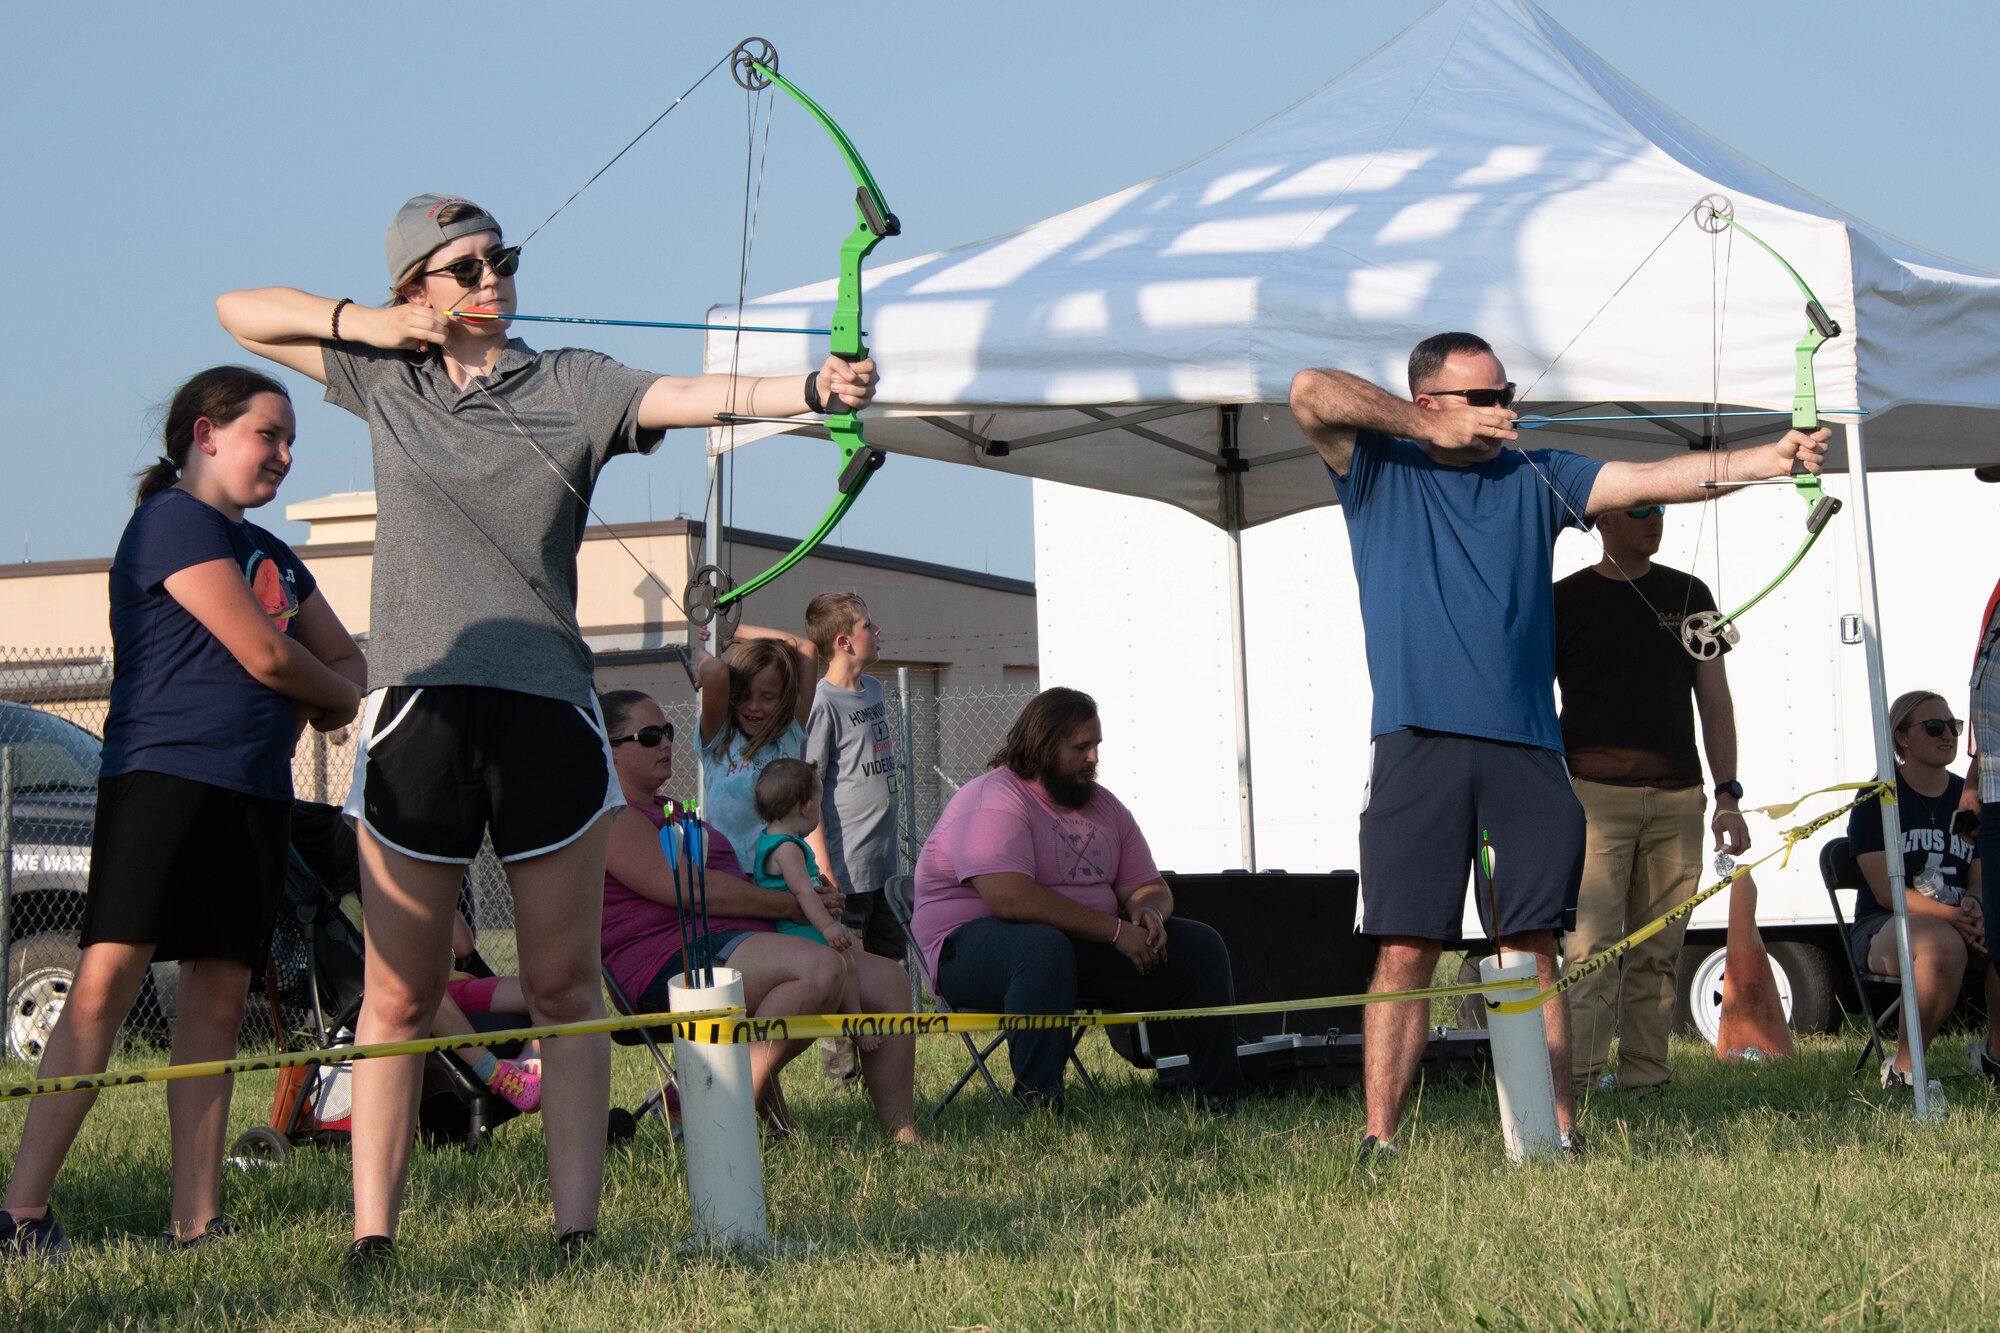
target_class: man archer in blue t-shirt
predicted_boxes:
[1289,332,1828,1161]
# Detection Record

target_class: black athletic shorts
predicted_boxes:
[344,685,620,863]
[78,770,290,965]
[1357,728,1586,940]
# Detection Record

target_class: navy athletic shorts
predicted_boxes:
[344,685,620,863]
[1357,728,1586,940]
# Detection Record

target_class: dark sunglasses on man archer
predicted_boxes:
[1905,718,1964,739]
[609,725,672,748]
[421,246,522,289]
[1624,506,1666,519]
[1425,382,1516,408]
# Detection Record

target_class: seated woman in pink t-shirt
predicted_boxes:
[597,689,916,1142]
[912,687,1243,1112]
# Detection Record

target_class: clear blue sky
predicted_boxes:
[3,2,1992,581]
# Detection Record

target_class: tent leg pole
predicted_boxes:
[704,449,722,589]
[1845,420,1932,1117]
[1221,408,1257,872]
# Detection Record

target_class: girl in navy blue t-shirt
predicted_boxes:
[0,367,363,1256]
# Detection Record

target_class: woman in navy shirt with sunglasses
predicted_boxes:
[1846,689,1982,1090]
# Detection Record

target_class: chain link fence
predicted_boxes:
[2,645,1035,1061]
[882,676,1040,873]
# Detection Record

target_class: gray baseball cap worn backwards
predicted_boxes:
[386,194,503,283]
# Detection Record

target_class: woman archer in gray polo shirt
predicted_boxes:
[218,193,877,1265]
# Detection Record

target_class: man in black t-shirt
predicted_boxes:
[1555,505,1751,1097]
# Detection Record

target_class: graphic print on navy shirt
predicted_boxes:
[244,548,303,627]
[1846,771,1975,924]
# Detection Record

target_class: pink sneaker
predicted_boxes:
[487,1058,542,1113]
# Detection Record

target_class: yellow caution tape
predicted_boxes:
[1487,782,1888,1015]
[1746,779,1893,821]
[1,983,1532,1101]
[1,779,1889,1101]
[0,1008,739,1103]
[667,976,1537,1046]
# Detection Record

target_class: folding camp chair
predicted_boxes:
[1819,837,1904,1077]
[602,965,681,1148]
[882,874,1102,1117]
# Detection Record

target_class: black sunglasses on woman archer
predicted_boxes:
[421,246,522,288]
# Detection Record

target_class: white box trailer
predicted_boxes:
[1034,466,1990,1041]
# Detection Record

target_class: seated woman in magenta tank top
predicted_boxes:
[597,689,917,1142]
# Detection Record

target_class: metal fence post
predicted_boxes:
[896,668,917,876]
[897,668,919,1010]
[1,746,14,1059]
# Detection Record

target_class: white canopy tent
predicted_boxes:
[703,0,2000,1108]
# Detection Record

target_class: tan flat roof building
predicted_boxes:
[0,491,1037,815]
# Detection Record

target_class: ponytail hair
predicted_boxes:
[136,365,291,505]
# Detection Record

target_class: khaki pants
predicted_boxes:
[1565,780,1707,1092]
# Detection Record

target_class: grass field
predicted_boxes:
[3,1002,1996,1330]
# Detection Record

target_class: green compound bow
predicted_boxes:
[1675,195,1844,661]
[684,38,900,629]
[443,38,898,655]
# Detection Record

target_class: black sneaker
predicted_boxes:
[159,1217,238,1249]
[1355,1134,1401,1173]
[0,1208,67,1259]
[1559,1129,1587,1158]
[557,1228,596,1263]
[342,1234,395,1272]
[1967,1040,2000,1091]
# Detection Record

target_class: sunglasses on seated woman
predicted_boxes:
[1901,718,1963,738]
[610,724,672,747]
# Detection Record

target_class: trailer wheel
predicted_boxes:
[1675,940,1840,1044]
[1767,943,1840,1034]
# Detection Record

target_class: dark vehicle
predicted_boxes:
[2,699,101,1060]
[0,700,183,1061]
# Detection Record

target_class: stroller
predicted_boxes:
[228,802,530,1163]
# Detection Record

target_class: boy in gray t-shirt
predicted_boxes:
[804,592,904,1080]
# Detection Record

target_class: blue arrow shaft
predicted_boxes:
[456,311,832,335]
[1518,407,1865,428]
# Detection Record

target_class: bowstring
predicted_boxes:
[1692,220,1737,636]
[1513,202,1698,407]
[708,81,777,608]
[512,48,739,252]
[431,42,769,692]
[464,376,701,690]
[1509,203,1703,641]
